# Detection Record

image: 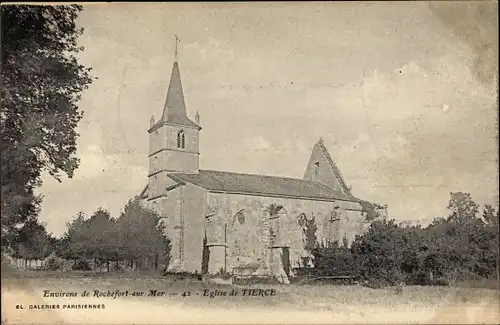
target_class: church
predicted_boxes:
[140,56,368,282]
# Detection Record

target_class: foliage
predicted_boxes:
[281,247,291,277]
[72,259,91,271]
[201,233,210,274]
[1,5,95,250]
[116,197,170,267]
[312,192,499,287]
[10,219,54,261]
[360,200,387,222]
[300,214,318,267]
[55,197,171,273]
[57,211,86,260]
[303,215,317,253]
[312,241,355,277]
[266,203,284,217]
[44,255,63,271]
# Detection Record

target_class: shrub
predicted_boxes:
[405,270,431,286]
[44,256,63,271]
[72,259,91,271]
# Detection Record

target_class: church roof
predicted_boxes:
[167,169,360,202]
[151,61,200,130]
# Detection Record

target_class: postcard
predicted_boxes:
[1,2,498,324]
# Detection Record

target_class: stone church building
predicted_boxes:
[140,58,368,282]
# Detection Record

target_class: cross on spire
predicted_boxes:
[174,34,180,61]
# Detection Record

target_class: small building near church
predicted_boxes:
[140,58,368,282]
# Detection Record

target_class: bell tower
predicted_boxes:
[147,47,201,199]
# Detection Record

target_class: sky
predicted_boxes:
[36,2,499,237]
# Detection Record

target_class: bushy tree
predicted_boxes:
[311,192,498,287]
[313,241,355,277]
[57,211,86,262]
[116,198,171,271]
[360,200,387,222]
[11,219,54,265]
[1,5,95,250]
[57,199,172,273]
[84,208,118,270]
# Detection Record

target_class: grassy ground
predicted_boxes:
[2,269,499,324]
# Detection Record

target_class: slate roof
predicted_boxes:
[150,62,200,131]
[167,169,360,202]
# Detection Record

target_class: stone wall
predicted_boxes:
[148,123,200,177]
[205,192,365,279]
[181,183,207,273]
[144,183,207,274]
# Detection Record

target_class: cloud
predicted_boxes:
[242,136,272,151]
[428,1,498,88]
[185,37,236,64]
[326,56,498,218]
[72,145,125,180]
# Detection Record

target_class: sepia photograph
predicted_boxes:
[1,2,499,324]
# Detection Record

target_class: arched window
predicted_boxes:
[236,210,246,225]
[177,130,185,149]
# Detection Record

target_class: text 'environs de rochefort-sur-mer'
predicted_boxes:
[43,288,278,299]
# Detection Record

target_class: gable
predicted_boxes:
[303,139,351,195]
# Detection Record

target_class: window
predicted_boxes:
[237,212,245,225]
[234,209,246,225]
[313,162,319,180]
[177,130,185,149]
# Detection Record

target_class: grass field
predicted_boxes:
[2,270,499,324]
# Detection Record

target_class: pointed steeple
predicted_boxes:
[160,61,200,129]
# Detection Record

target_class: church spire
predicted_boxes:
[159,34,200,130]
[173,33,180,62]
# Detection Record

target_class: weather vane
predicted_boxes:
[174,34,180,61]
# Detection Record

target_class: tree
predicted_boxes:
[312,241,355,278]
[303,215,317,254]
[201,233,210,274]
[447,192,479,222]
[350,219,408,285]
[57,211,87,263]
[360,200,387,222]
[1,5,95,250]
[116,198,171,271]
[299,214,318,267]
[83,208,118,271]
[482,204,499,282]
[11,219,54,267]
